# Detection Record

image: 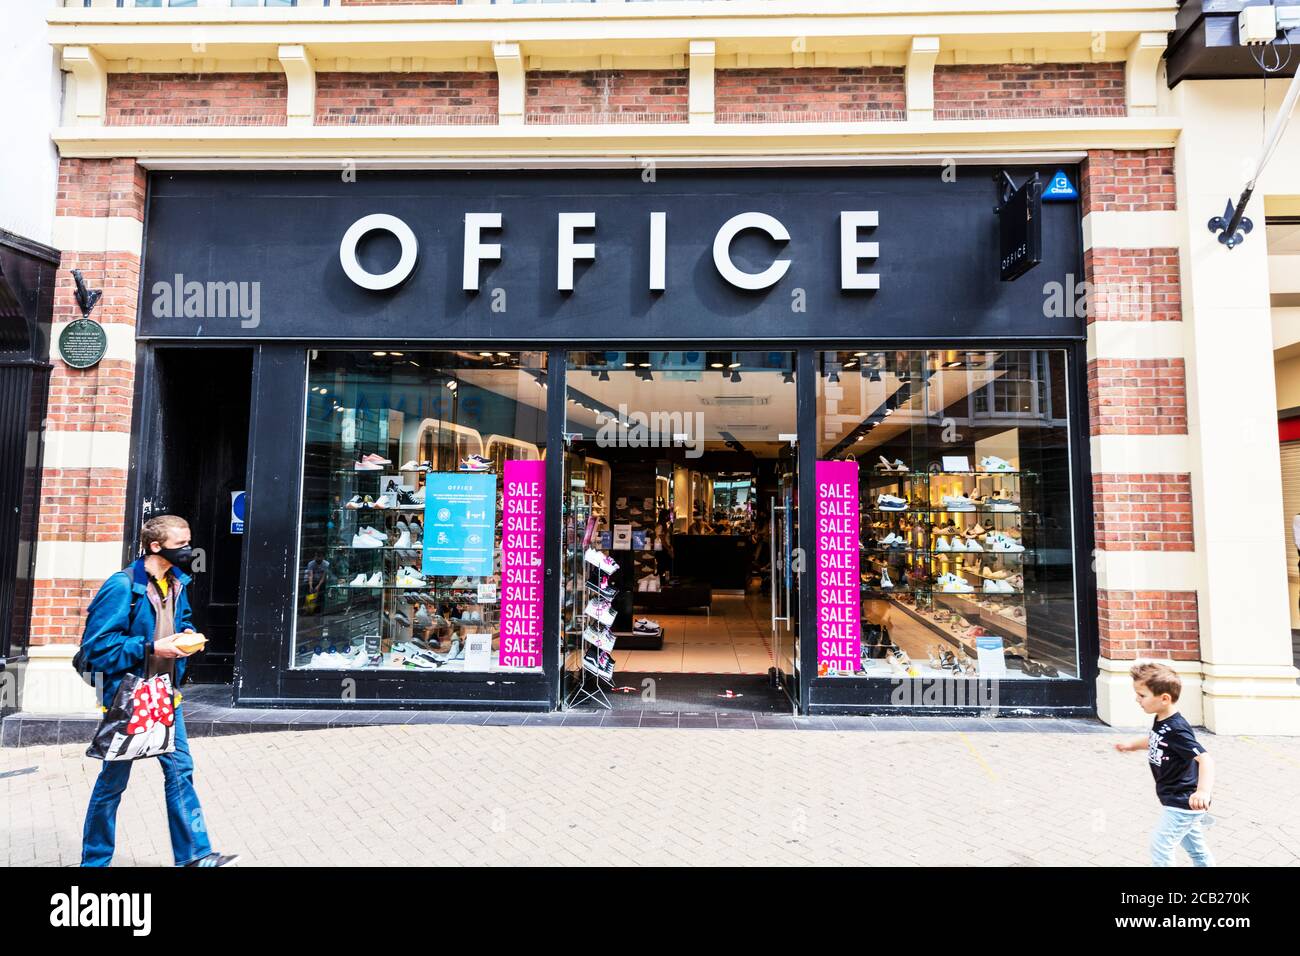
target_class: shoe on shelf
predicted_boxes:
[584,548,619,574]
[941,494,975,512]
[399,460,426,472]
[877,494,908,511]
[978,455,1014,473]
[354,459,383,472]
[964,538,984,552]
[351,533,384,549]
[585,576,617,599]
[362,452,392,466]
[349,572,368,587]
[393,530,412,549]
[935,535,951,552]
[345,495,366,510]
[459,454,493,472]
[880,568,894,589]
[365,571,383,587]
[633,618,661,634]
[583,625,616,652]
[964,522,987,538]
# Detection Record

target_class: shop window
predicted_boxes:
[294,350,548,673]
[815,349,1079,681]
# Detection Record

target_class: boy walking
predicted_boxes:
[78,515,238,867]
[1115,662,1215,867]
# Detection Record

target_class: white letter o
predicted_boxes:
[340,214,418,290]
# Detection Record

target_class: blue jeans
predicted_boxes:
[1150,806,1214,867]
[81,710,212,867]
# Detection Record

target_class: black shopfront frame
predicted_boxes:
[130,165,1098,715]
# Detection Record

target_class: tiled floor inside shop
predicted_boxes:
[614,593,777,675]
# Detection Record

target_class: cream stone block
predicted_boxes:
[1096,657,1203,729]
[42,429,132,471]
[34,541,125,583]
[1081,210,1180,251]
[10,645,100,716]
[51,216,144,256]
[1094,551,1200,592]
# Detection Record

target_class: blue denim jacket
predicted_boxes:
[80,558,194,706]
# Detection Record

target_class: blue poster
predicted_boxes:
[422,473,497,577]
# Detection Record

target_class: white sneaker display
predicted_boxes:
[935,535,951,552]
[984,578,1016,593]
[584,548,619,574]
[876,494,908,511]
[393,529,411,549]
[941,494,975,511]
[349,572,368,587]
[880,567,894,588]
[351,532,384,549]
[366,571,383,587]
[978,455,1015,472]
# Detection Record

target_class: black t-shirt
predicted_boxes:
[1147,712,1207,809]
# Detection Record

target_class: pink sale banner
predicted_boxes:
[815,460,860,675]
[499,459,545,669]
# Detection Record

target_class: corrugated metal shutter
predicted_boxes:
[1282,441,1300,579]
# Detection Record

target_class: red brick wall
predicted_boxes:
[1081,149,1175,212]
[56,158,145,219]
[106,73,287,126]
[526,70,688,122]
[1087,358,1188,436]
[1097,591,1201,660]
[1092,474,1194,551]
[1084,248,1181,323]
[934,62,1126,118]
[715,67,906,121]
[315,72,498,124]
[30,580,107,647]
[37,469,129,543]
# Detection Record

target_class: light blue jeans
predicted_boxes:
[1150,806,1214,867]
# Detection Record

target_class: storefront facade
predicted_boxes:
[128,164,1093,713]
[19,0,1300,732]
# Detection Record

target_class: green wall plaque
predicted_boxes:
[58,318,108,369]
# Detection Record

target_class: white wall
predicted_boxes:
[0,0,62,247]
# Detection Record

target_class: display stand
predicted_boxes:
[566,550,619,710]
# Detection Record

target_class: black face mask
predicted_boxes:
[154,544,195,572]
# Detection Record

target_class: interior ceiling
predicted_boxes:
[452,357,1011,457]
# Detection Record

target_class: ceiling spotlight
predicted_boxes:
[710,362,724,369]
[844,359,858,369]
[446,380,458,391]
[623,361,635,368]
[389,351,403,357]
[853,351,868,357]
[728,361,741,369]
[372,351,387,357]
[479,351,494,357]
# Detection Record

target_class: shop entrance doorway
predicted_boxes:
[138,347,253,683]
[560,351,799,713]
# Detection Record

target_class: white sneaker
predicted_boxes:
[360,526,386,541]
[366,571,383,587]
[584,548,619,574]
[349,572,368,587]
[880,568,894,589]
[988,535,1026,553]
[351,533,384,549]
[978,455,1015,472]
[393,530,411,549]
[935,535,951,552]
[965,538,984,552]
[395,567,425,587]
[876,494,908,511]
[984,578,1015,593]
[942,494,975,511]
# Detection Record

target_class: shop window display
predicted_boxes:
[294,350,547,672]
[816,349,1078,681]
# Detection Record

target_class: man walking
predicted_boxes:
[78,514,238,867]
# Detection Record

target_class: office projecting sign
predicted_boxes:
[998,172,1043,282]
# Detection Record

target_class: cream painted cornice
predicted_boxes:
[51,116,1181,161]
[49,1,1178,63]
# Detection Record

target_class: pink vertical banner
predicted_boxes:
[815,460,860,676]
[499,459,545,669]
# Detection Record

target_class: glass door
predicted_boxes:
[770,439,799,708]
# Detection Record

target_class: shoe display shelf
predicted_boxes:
[563,490,616,710]
[860,468,1035,674]
[318,459,495,671]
